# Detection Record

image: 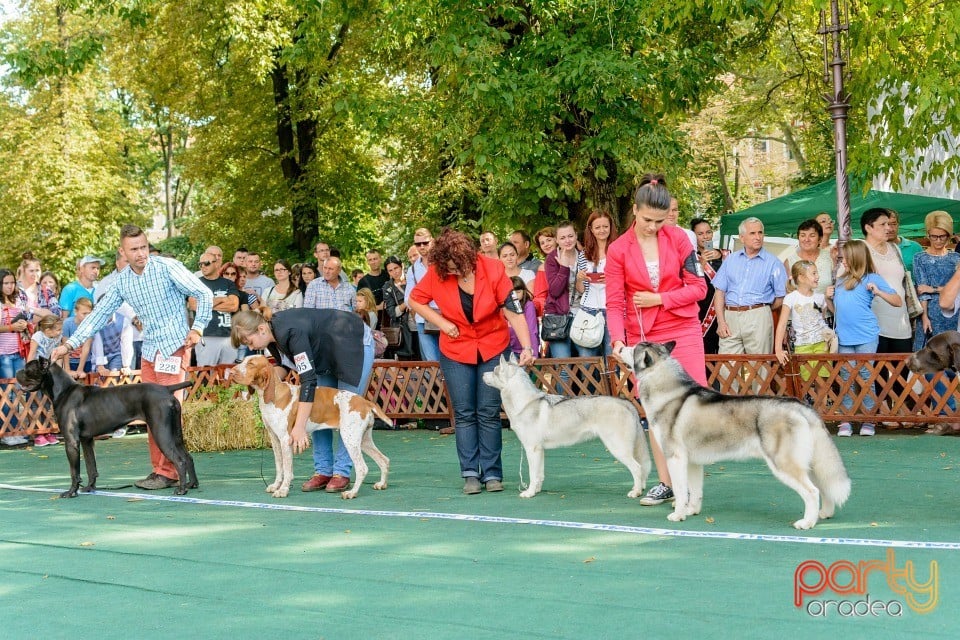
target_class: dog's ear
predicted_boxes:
[500,354,508,368]
[663,341,677,354]
[508,352,519,366]
[38,357,49,371]
[950,342,960,372]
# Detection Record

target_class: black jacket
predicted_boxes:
[267,308,367,402]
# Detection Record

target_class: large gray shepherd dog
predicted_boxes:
[621,341,850,529]
[483,354,651,498]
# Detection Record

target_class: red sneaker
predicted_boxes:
[301,474,332,492]
[324,475,350,492]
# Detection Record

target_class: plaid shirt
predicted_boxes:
[303,278,356,311]
[65,256,212,362]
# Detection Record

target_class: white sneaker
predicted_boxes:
[112,427,127,439]
[2,436,29,446]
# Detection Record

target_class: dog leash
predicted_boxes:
[516,444,527,491]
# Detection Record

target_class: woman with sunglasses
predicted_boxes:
[913,211,960,351]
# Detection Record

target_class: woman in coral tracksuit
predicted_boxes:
[607,174,707,507]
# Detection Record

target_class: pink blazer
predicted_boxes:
[605,224,706,345]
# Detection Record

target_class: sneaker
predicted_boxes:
[112,427,127,439]
[301,474,332,492]
[463,477,482,495]
[837,423,853,437]
[44,434,59,445]
[134,473,177,490]
[639,482,674,506]
[485,479,504,492]
[859,423,876,437]
[324,474,350,493]
[1,436,29,446]
[33,435,49,447]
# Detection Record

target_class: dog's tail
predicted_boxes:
[164,381,194,394]
[809,416,851,508]
[371,402,393,428]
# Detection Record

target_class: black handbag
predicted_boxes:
[541,313,571,341]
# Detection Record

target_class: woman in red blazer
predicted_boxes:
[409,229,535,495]
[606,174,707,507]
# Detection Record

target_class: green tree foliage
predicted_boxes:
[2,0,958,272]
[850,0,960,190]
[0,1,151,279]
[376,0,780,231]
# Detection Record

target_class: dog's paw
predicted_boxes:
[266,483,279,493]
[373,481,387,490]
[59,489,79,499]
[793,518,817,530]
[518,488,537,498]
[628,489,642,499]
[271,488,289,498]
[340,490,358,500]
[819,508,835,520]
[667,511,687,522]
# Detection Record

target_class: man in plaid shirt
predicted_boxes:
[53,224,213,490]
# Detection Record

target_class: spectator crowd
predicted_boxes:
[1,196,958,501]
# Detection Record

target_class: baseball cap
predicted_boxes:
[78,255,105,267]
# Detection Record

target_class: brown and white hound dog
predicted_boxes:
[230,355,390,498]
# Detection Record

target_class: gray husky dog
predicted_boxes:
[483,354,651,498]
[621,341,850,529]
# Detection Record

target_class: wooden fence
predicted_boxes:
[1,353,955,439]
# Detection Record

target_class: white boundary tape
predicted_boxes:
[3,483,959,550]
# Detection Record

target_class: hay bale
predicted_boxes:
[182,395,267,452]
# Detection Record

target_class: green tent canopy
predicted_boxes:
[720,179,960,241]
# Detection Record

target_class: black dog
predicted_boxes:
[16,358,199,498]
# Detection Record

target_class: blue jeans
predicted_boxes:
[1,353,24,429]
[0,353,24,380]
[838,341,878,414]
[102,352,123,371]
[929,370,957,413]
[309,339,375,477]
[417,322,440,362]
[439,348,509,481]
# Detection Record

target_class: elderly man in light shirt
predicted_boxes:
[711,216,787,354]
[52,224,213,491]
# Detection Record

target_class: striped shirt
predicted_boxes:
[64,257,213,362]
[303,278,356,311]
[711,248,787,306]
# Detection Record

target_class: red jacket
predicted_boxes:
[410,256,513,364]
[605,224,706,345]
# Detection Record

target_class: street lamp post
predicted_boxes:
[819,0,852,245]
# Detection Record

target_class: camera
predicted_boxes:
[12,312,30,323]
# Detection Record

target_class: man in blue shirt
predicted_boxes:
[60,255,103,318]
[712,217,787,354]
[53,224,213,490]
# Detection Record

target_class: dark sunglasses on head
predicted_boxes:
[199,261,213,267]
